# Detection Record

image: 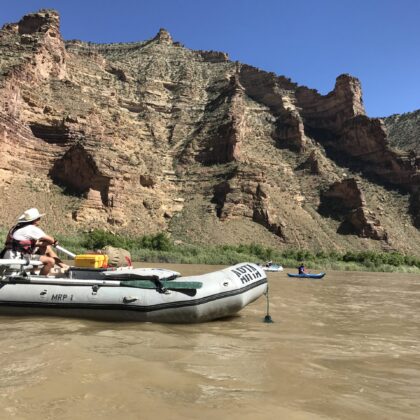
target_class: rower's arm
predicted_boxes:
[37,235,56,246]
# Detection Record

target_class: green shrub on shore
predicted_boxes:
[1,227,419,273]
[80,229,172,251]
[56,229,420,273]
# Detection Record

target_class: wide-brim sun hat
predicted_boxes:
[18,208,45,222]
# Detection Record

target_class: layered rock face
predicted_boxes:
[0,10,419,254]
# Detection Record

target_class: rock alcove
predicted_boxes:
[49,144,111,206]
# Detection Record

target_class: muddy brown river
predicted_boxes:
[0,264,419,419]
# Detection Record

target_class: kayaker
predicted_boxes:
[298,262,307,274]
[1,208,68,275]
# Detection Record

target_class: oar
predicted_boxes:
[103,273,200,292]
[121,279,202,290]
[2,276,121,287]
[54,244,76,259]
[1,275,202,290]
[0,259,43,267]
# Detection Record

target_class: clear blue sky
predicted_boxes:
[1,0,419,117]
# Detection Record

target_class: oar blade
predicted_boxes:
[120,280,202,290]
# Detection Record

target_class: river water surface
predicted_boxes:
[0,265,419,419]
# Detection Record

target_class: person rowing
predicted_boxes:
[0,208,68,275]
[297,262,308,274]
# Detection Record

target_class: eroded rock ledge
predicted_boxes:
[319,179,388,240]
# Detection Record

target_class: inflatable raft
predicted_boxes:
[262,264,283,272]
[0,261,267,323]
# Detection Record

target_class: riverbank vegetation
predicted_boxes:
[55,229,420,273]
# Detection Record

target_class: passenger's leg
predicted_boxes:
[39,255,55,275]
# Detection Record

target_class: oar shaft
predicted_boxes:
[2,276,121,287]
[55,245,76,259]
[0,259,43,266]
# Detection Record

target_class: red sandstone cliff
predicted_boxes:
[0,10,419,254]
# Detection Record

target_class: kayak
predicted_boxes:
[287,272,325,279]
[0,261,267,323]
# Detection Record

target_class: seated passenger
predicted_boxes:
[0,208,67,275]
